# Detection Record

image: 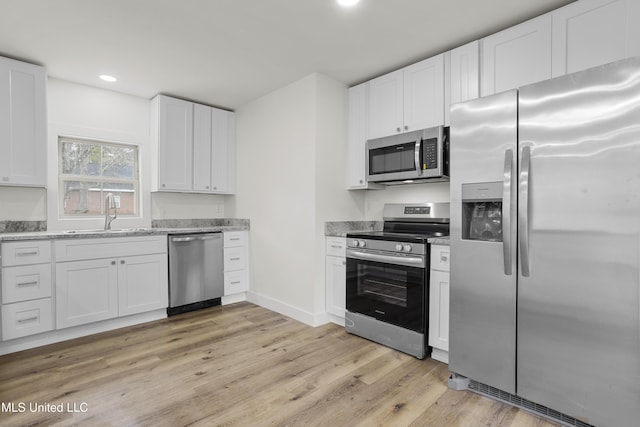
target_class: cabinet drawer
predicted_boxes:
[224,231,247,247]
[224,270,248,295]
[224,246,246,271]
[1,240,51,266]
[326,237,346,258]
[55,236,167,262]
[430,245,450,272]
[2,298,53,340]
[2,264,52,304]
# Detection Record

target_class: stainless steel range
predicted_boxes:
[345,203,449,359]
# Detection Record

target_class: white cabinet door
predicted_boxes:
[156,95,193,191]
[445,41,480,125]
[0,57,46,187]
[118,254,168,316]
[211,108,235,194]
[403,54,444,132]
[481,14,552,96]
[56,259,119,329]
[367,69,404,139]
[552,0,640,77]
[192,103,213,192]
[429,269,450,352]
[326,255,346,320]
[346,83,381,190]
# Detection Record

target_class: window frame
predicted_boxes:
[58,136,140,218]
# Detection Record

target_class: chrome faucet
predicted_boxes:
[104,193,117,230]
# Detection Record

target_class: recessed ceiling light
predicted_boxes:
[99,74,117,83]
[337,0,360,7]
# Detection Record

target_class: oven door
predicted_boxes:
[346,248,426,333]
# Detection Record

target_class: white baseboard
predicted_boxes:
[247,291,329,327]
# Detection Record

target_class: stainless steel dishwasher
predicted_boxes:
[168,232,224,316]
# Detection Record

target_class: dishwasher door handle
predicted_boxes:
[171,234,221,243]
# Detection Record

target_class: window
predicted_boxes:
[59,137,139,217]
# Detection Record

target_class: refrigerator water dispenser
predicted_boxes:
[461,182,503,242]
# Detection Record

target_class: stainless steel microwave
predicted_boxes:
[366,125,449,183]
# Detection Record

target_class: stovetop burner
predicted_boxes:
[346,202,450,245]
[346,230,448,244]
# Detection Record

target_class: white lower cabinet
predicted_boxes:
[55,236,168,330]
[2,299,53,340]
[223,231,249,296]
[118,254,168,317]
[56,258,119,329]
[1,240,53,340]
[325,237,346,324]
[429,244,450,363]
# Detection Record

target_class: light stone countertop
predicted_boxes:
[324,221,383,237]
[0,219,250,242]
[428,236,450,246]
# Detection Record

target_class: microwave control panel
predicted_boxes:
[422,138,438,170]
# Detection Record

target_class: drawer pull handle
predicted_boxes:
[17,251,39,256]
[230,257,241,261]
[229,238,241,241]
[230,281,241,285]
[17,281,38,287]
[17,316,39,324]
[330,245,343,249]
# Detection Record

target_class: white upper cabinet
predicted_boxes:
[152,94,235,194]
[552,0,640,77]
[346,83,382,190]
[368,54,444,139]
[153,95,193,191]
[211,108,235,194]
[192,103,213,192]
[445,40,480,125]
[0,57,46,187]
[481,14,552,96]
[403,55,444,132]
[367,69,403,139]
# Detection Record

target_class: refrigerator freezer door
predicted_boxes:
[449,90,518,393]
[517,57,640,427]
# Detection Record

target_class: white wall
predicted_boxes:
[46,78,152,231]
[0,187,46,221]
[232,73,363,324]
[41,78,225,231]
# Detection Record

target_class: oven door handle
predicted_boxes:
[347,249,425,268]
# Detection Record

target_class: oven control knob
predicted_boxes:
[359,240,366,248]
[395,244,403,251]
[351,240,359,247]
[403,244,412,252]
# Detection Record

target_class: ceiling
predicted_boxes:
[0,0,576,110]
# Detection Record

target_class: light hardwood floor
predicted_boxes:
[0,302,559,426]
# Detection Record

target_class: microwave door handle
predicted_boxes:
[414,140,422,175]
[502,149,513,276]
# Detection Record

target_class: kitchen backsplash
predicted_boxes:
[151,218,250,229]
[0,221,47,233]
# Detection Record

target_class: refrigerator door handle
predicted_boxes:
[519,146,531,277]
[503,149,513,275]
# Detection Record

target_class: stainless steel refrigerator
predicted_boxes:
[449,57,640,427]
